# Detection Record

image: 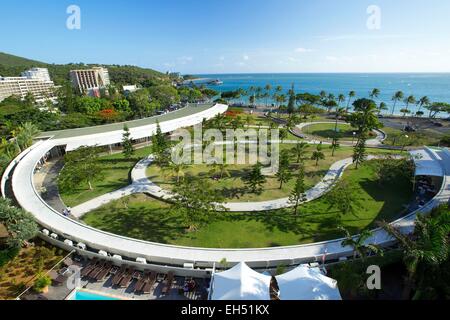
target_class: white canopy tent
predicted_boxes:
[210,262,272,300]
[275,265,342,300]
[410,149,444,177]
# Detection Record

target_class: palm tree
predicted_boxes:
[378,208,450,300]
[311,150,325,166]
[210,162,231,180]
[346,91,356,113]
[291,142,309,163]
[168,161,188,183]
[404,95,416,116]
[391,91,404,115]
[338,94,346,107]
[369,88,380,101]
[416,96,430,116]
[340,227,383,262]
[16,122,40,150]
[264,84,272,107]
[378,102,388,115]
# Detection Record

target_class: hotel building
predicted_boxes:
[0,68,57,103]
[70,67,111,96]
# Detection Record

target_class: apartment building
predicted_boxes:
[70,67,111,95]
[0,67,57,103]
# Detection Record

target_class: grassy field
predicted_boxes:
[304,123,357,140]
[83,159,414,249]
[147,145,404,202]
[59,146,153,207]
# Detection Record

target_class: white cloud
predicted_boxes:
[243,54,250,61]
[177,56,193,64]
[325,56,338,62]
[295,47,313,53]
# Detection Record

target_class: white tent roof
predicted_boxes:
[275,265,342,300]
[210,262,271,300]
[410,149,444,177]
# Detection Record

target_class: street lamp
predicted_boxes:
[352,132,356,145]
[402,135,409,152]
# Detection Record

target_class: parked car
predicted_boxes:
[404,125,416,132]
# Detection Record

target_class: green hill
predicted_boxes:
[0,52,167,85]
[0,52,46,68]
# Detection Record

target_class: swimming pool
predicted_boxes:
[69,290,120,300]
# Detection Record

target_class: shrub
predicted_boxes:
[33,275,52,293]
[0,246,20,267]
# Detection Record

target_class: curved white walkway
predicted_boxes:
[72,154,395,217]
[296,122,386,146]
[4,101,450,269]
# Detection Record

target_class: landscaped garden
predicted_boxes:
[59,146,153,207]
[82,159,414,248]
[303,123,358,140]
[146,145,403,202]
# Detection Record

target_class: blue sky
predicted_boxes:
[1,0,450,73]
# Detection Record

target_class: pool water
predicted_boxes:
[72,290,120,300]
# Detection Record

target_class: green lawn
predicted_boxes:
[82,159,414,249]
[147,145,404,202]
[59,147,153,207]
[303,123,358,140]
[147,146,354,202]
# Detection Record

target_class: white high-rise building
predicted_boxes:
[70,67,111,95]
[21,67,52,82]
[0,67,57,103]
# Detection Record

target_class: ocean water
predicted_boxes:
[197,73,450,115]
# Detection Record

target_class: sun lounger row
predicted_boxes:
[80,259,180,296]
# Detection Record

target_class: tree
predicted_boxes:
[0,198,38,249]
[330,136,340,157]
[210,162,231,180]
[172,177,226,232]
[391,91,404,115]
[122,125,134,159]
[58,146,104,190]
[353,135,367,169]
[276,151,292,189]
[167,160,188,183]
[378,206,450,300]
[151,121,170,165]
[287,84,296,117]
[403,95,416,115]
[416,96,430,116]
[243,162,267,194]
[289,166,307,216]
[369,88,380,101]
[378,102,388,115]
[326,180,362,219]
[279,128,288,142]
[311,145,325,166]
[33,274,52,293]
[148,85,180,109]
[15,122,40,151]
[291,142,309,163]
[340,227,383,262]
[128,88,152,118]
[346,91,356,113]
[425,102,450,118]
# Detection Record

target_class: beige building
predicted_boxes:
[70,67,111,95]
[0,68,57,103]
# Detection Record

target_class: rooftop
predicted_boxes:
[38,103,214,140]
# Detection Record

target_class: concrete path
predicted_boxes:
[295,121,386,146]
[71,151,392,217]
